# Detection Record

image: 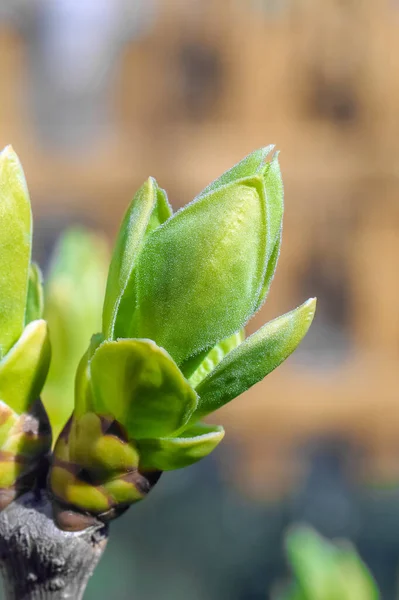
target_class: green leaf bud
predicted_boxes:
[48,147,315,529]
[130,176,268,365]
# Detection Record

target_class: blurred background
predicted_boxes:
[1,0,399,597]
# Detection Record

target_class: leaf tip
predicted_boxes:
[0,144,21,170]
[303,297,317,320]
[0,144,30,199]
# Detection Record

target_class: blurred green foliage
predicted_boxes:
[42,229,109,441]
[277,526,379,600]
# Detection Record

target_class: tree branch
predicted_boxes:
[0,490,108,600]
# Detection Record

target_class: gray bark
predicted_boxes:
[0,490,108,600]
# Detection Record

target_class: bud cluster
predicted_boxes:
[0,145,315,530]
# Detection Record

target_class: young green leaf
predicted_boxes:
[102,178,172,340]
[196,146,274,199]
[138,423,224,470]
[0,146,32,358]
[131,176,268,365]
[192,298,316,420]
[182,330,244,388]
[0,320,50,415]
[25,263,44,325]
[89,339,198,439]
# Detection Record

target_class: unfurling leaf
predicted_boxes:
[192,298,316,420]
[138,423,225,470]
[89,339,198,438]
[182,330,244,388]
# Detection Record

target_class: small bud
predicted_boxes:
[0,398,51,509]
[47,147,315,529]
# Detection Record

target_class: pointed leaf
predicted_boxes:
[192,298,316,420]
[25,263,44,324]
[196,146,274,199]
[102,178,172,340]
[89,339,198,439]
[0,146,32,358]
[131,176,268,365]
[0,320,51,415]
[138,423,225,470]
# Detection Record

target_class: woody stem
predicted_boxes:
[0,489,108,600]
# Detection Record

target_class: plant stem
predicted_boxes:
[0,490,108,599]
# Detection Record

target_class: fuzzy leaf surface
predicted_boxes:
[131,177,268,365]
[196,146,274,199]
[193,298,316,420]
[196,147,283,309]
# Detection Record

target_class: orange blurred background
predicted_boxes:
[1,1,399,598]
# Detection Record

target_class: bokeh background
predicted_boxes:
[1,0,399,598]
